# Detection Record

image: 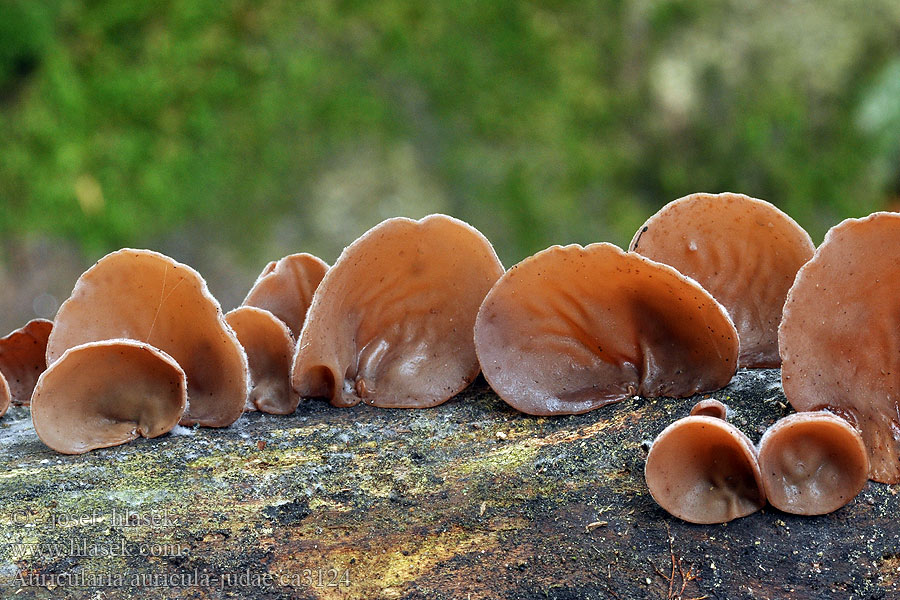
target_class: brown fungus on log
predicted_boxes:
[474,243,738,416]
[779,212,900,483]
[645,415,766,524]
[243,253,328,337]
[31,340,187,454]
[0,318,52,406]
[46,249,249,428]
[757,411,868,515]
[226,306,298,415]
[630,192,814,368]
[690,398,728,420]
[0,374,9,417]
[292,214,504,408]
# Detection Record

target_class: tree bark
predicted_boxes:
[0,369,896,599]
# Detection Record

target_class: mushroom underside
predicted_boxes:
[31,340,187,454]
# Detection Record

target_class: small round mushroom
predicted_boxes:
[690,399,728,420]
[46,249,249,428]
[779,212,900,483]
[0,318,53,406]
[474,243,738,416]
[31,340,187,454]
[243,253,329,337]
[645,415,767,524]
[292,214,504,408]
[226,306,298,415]
[630,193,815,368]
[757,411,868,515]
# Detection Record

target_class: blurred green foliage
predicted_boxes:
[1,0,899,265]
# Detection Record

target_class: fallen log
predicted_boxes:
[0,369,897,599]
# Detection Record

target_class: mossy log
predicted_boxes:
[1,370,898,599]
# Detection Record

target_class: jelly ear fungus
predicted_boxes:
[226,306,298,415]
[757,411,868,515]
[0,318,53,406]
[31,340,187,454]
[242,253,328,337]
[46,249,249,428]
[630,192,814,368]
[474,243,738,416]
[292,215,504,409]
[644,408,767,524]
[779,212,900,483]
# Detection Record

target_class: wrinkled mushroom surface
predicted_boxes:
[630,193,814,368]
[31,340,187,454]
[474,243,738,416]
[243,253,328,337]
[758,411,868,515]
[645,415,766,524]
[292,214,504,408]
[226,306,298,415]
[46,249,249,427]
[779,212,900,483]
[0,318,52,406]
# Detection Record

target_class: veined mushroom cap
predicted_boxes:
[474,243,738,416]
[630,193,815,368]
[0,318,52,406]
[758,411,868,515]
[779,212,900,483]
[292,214,504,408]
[645,415,766,524]
[31,340,187,454]
[0,373,9,417]
[243,253,329,337]
[226,306,298,415]
[46,249,249,427]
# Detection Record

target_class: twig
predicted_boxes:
[647,524,707,600]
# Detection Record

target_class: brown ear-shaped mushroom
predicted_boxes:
[46,249,249,427]
[0,373,10,417]
[645,415,766,524]
[630,193,815,368]
[292,214,504,408]
[225,306,298,414]
[243,253,329,337]
[0,318,52,406]
[31,340,187,454]
[690,399,728,420]
[474,243,738,416]
[779,212,900,483]
[757,411,868,515]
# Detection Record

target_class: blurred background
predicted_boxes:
[1,0,899,333]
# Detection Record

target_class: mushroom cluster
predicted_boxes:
[645,403,868,522]
[13,215,504,453]
[1,200,897,526]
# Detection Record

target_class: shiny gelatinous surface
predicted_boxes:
[243,253,328,337]
[0,318,52,406]
[645,415,766,524]
[226,306,298,415]
[292,215,504,408]
[474,243,738,416]
[46,249,249,427]
[758,412,868,515]
[630,193,814,368]
[32,340,187,454]
[779,212,900,483]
